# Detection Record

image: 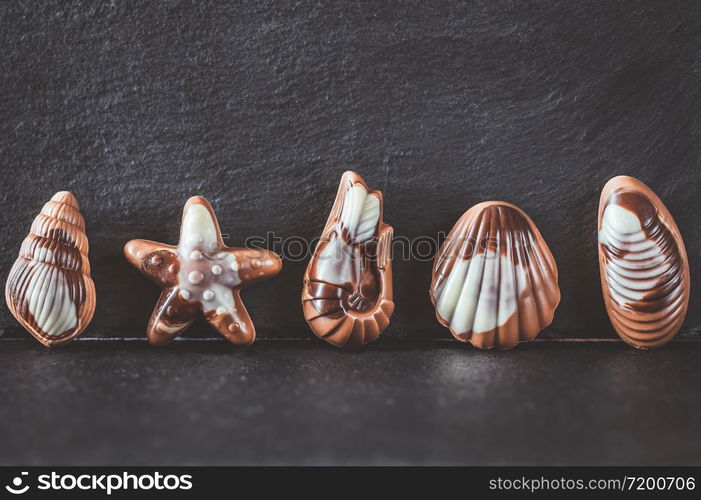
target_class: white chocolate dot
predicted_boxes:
[203,289,214,301]
[190,250,203,260]
[211,264,222,275]
[188,271,204,285]
[231,260,239,272]
[179,289,191,300]
[216,306,226,315]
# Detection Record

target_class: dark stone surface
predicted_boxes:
[0,1,699,339]
[0,339,699,465]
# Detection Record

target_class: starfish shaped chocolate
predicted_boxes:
[124,196,282,346]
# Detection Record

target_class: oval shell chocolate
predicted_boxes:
[430,201,560,349]
[302,171,394,347]
[598,176,690,348]
[5,191,96,347]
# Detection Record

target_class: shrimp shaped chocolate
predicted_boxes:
[302,171,394,347]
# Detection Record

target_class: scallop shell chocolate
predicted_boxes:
[430,201,560,349]
[302,171,394,347]
[598,176,690,348]
[5,191,96,347]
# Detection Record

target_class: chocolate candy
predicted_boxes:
[302,171,394,347]
[124,196,282,346]
[598,176,690,348]
[430,201,560,349]
[5,191,96,347]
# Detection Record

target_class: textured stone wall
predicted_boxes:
[1,1,698,339]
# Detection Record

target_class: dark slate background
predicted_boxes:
[0,0,699,340]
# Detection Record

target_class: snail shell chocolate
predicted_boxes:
[598,176,690,348]
[430,202,560,349]
[302,171,394,347]
[5,191,96,347]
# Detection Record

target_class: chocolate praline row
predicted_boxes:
[3,174,691,349]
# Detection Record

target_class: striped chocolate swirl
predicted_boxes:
[598,179,689,348]
[5,191,95,347]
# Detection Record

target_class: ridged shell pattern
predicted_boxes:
[5,191,95,347]
[598,176,689,348]
[302,171,394,347]
[430,202,560,349]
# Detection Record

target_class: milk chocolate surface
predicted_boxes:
[430,201,560,349]
[5,191,96,347]
[124,196,282,346]
[302,171,394,347]
[598,176,690,348]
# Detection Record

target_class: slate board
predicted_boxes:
[0,1,699,339]
[2,340,700,465]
